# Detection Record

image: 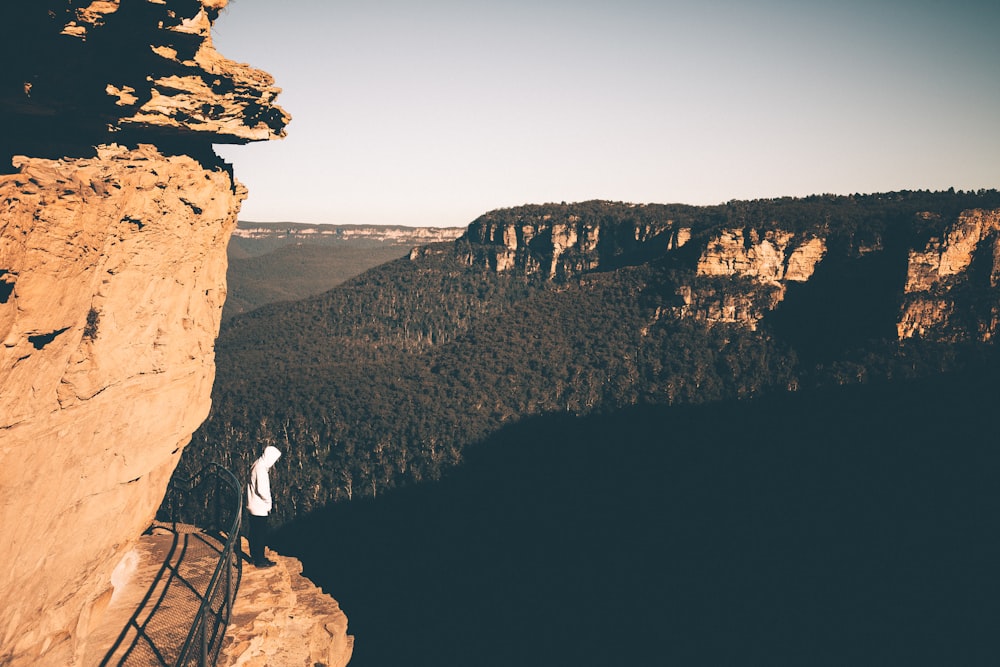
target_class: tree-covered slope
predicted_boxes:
[222,221,464,319]
[180,190,1000,526]
[224,243,413,319]
[275,361,1000,666]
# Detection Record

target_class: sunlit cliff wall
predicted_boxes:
[459,201,1000,338]
[898,208,1000,340]
[0,2,288,664]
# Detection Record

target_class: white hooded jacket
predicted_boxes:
[246,446,281,516]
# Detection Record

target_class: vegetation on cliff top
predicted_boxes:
[469,188,1000,236]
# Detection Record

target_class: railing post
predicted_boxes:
[200,612,208,667]
[225,548,233,619]
[214,476,222,533]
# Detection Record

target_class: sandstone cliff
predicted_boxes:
[1,0,287,156]
[898,208,1000,341]
[0,145,242,664]
[221,543,354,667]
[684,228,826,328]
[460,201,690,277]
[454,199,1000,339]
[0,1,291,664]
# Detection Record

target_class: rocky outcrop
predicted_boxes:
[685,229,827,327]
[903,210,1000,293]
[671,281,786,330]
[0,1,292,664]
[455,204,832,332]
[898,208,1000,340]
[0,145,240,666]
[454,200,1000,339]
[1,0,289,158]
[696,229,826,284]
[82,528,351,667]
[221,544,354,667]
[460,202,689,278]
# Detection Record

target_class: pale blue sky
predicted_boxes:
[213,0,1000,227]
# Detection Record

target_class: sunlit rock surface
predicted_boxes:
[81,529,352,667]
[461,202,689,278]
[0,1,294,664]
[899,208,1000,340]
[457,201,1000,337]
[0,144,240,665]
[221,543,354,667]
[696,229,826,285]
[688,229,827,327]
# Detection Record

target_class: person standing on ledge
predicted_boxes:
[246,445,281,568]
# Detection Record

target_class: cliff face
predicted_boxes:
[457,201,1000,339]
[0,2,288,664]
[898,209,1000,341]
[684,229,827,329]
[461,203,690,278]
[0,146,242,665]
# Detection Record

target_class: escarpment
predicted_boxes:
[0,1,287,664]
[454,197,1000,338]
[461,202,692,277]
[898,209,1000,341]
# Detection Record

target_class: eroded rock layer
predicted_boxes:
[1,0,289,158]
[899,208,1000,341]
[687,228,826,328]
[461,202,690,278]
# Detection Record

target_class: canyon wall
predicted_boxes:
[0,2,288,664]
[898,208,1000,341]
[684,228,826,328]
[461,202,690,277]
[458,201,1000,339]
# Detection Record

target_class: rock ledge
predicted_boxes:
[222,542,354,667]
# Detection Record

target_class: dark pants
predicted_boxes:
[247,513,270,563]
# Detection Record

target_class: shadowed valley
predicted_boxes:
[180,191,1000,665]
[276,367,999,666]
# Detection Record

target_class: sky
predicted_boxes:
[212,0,1000,228]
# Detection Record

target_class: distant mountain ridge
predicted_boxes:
[232,221,464,253]
[223,221,464,318]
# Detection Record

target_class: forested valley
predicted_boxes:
[179,190,1000,529]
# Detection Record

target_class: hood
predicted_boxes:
[261,445,281,468]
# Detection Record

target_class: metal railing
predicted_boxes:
[158,463,244,667]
